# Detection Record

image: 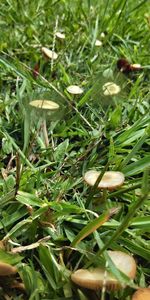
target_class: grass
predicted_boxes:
[0,0,150,299]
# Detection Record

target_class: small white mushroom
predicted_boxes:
[71,251,136,291]
[100,32,105,39]
[41,47,58,60]
[102,82,121,96]
[130,63,142,70]
[29,100,59,110]
[132,288,150,300]
[95,39,102,46]
[29,99,59,147]
[84,170,125,191]
[55,32,65,39]
[131,64,141,68]
[66,85,83,95]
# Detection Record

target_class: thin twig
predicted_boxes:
[51,15,59,72]
[42,119,49,147]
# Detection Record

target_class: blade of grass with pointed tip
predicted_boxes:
[118,129,149,169]
[69,211,110,255]
[16,191,44,207]
[123,156,150,176]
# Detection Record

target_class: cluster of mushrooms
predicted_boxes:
[70,170,150,299]
[14,43,147,298]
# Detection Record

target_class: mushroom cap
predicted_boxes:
[56,32,65,39]
[84,170,125,190]
[29,100,59,110]
[130,63,142,70]
[132,288,150,300]
[100,32,105,38]
[95,39,102,46]
[71,251,136,291]
[66,85,83,95]
[0,262,17,276]
[102,82,121,96]
[108,251,136,280]
[41,47,58,60]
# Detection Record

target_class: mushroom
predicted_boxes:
[132,288,150,300]
[55,32,65,39]
[41,47,58,60]
[66,85,83,95]
[130,63,142,70]
[102,82,121,96]
[84,170,125,191]
[100,32,105,39]
[71,250,136,291]
[95,39,102,47]
[29,100,59,110]
[29,99,59,147]
[0,262,17,276]
[117,59,142,74]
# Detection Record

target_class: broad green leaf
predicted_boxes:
[17,191,44,207]
[54,139,69,163]
[0,249,23,265]
[0,206,28,230]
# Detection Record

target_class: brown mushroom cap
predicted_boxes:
[29,100,59,110]
[71,250,136,290]
[0,262,17,276]
[132,288,150,300]
[84,170,125,190]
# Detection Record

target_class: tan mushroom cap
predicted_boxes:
[84,170,125,190]
[131,64,142,69]
[132,288,150,300]
[66,85,83,95]
[108,251,136,280]
[41,47,58,60]
[71,251,136,291]
[29,100,59,110]
[0,262,17,276]
[102,82,121,96]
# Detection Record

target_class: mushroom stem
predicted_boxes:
[102,189,108,203]
[42,119,49,147]
[101,261,108,300]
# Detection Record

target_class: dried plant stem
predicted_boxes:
[42,119,49,147]
[51,15,59,72]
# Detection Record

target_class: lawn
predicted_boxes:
[0,0,150,299]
